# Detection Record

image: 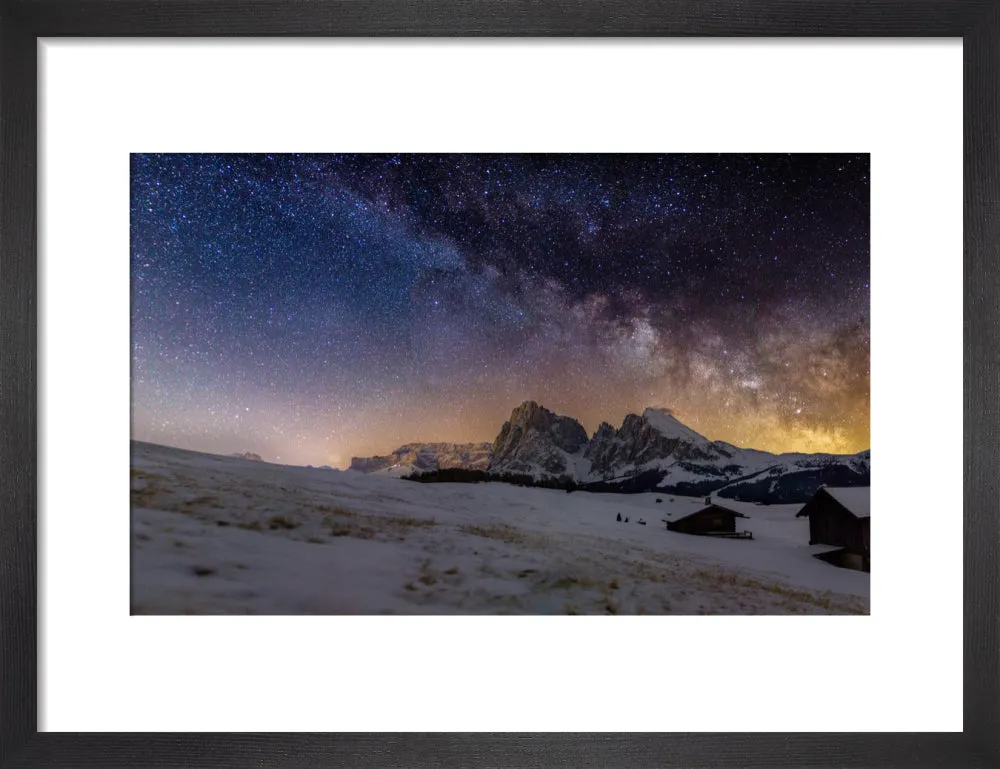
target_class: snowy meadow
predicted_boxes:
[131,442,869,615]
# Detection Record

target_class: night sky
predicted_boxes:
[131,154,869,467]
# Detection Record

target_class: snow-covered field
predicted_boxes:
[131,441,869,615]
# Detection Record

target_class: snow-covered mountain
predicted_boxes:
[349,442,493,475]
[349,401,870,503]
[498,402,868,502]
[584,407,723,480]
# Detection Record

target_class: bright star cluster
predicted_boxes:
[131,154,869,466]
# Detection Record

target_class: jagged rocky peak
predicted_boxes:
[583,422,617,464]
[493,401,588,455]
[583,407,719,480]
[489,401,588,476]
[640,407,710,443]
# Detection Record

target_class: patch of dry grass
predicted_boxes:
[382,515,437,532]
[633,562,670,584]
[326,521,376,539]
[321,508,434,541]
[312,504,356,517]
[691,568,860,613]
[130,484,161,508]
[130,468,164,481]
[418,558,438,586]
[547,573,603,591]
[182,495,224,511]
[459,523,527,545]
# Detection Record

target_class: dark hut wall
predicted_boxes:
[806,500,868,554]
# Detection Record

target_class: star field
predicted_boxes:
[131,153,869,466]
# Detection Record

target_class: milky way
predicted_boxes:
[131,154,869,466]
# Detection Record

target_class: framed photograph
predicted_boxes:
[3,1,994,767]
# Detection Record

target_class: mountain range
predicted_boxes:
[349,401,870,503]
[349,442,492,475]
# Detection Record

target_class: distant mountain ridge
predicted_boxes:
[349,442,493,475]
[349,401,870,503]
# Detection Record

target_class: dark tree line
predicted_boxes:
[402,468,580,491]
[400,463,870,504]
[401,468,491,484]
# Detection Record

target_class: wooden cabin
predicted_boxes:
[796,486,870,572]
[665,504,748,536]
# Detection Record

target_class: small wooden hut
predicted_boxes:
[796,486,870,572]
[665,503,748,536]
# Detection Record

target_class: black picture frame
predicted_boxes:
[2,2,995,767]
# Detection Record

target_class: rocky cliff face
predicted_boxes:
[582,421,617,476]
[489,401,589,477]
[583,408,726,480]
[487,403,728,482]
[486,401,869,501]
[349,442,492,474]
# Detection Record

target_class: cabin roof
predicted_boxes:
[797,486,871,519]
[673,503,747,523]
[824,487,870,518]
